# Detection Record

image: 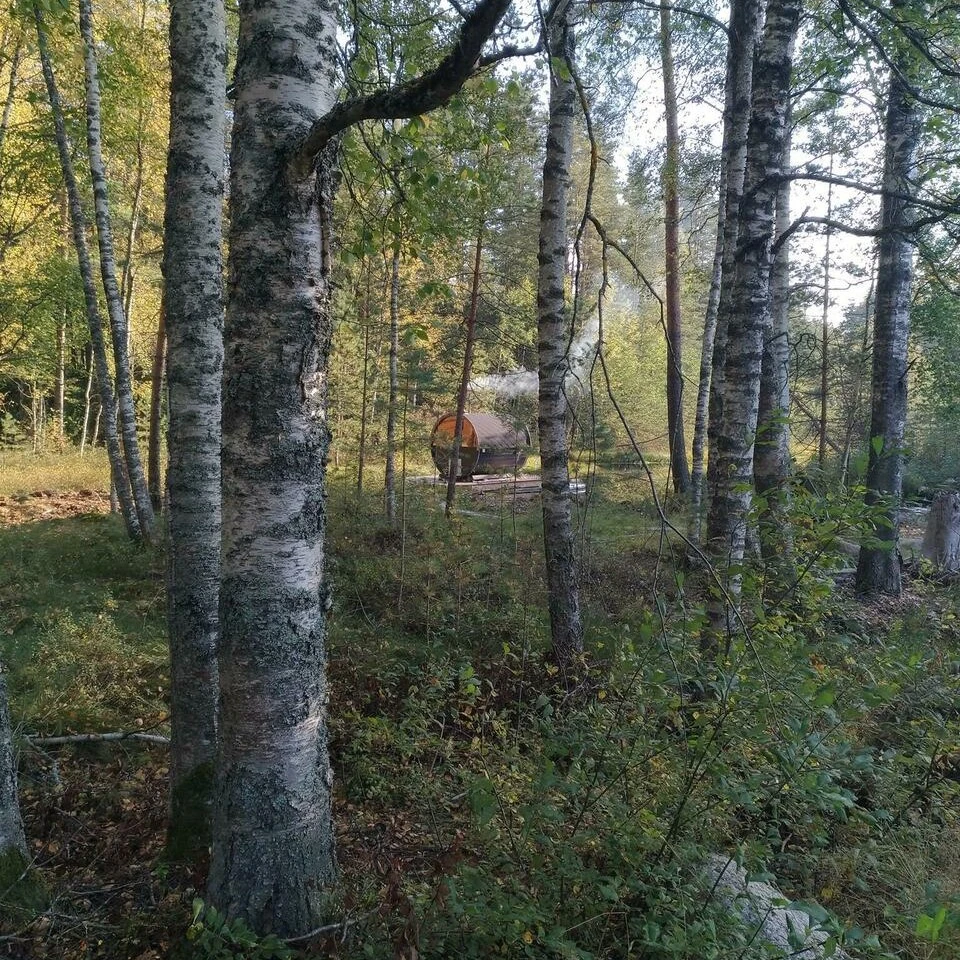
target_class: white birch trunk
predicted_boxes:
[855,32,920,596]
[690,0,762,540]
[78,0,155,540]
[754,107,793,564]
[162,0,225,858]
[208,0,339,934]
[705,0,802,646]
[0,670,26,871]
[35,8,140,539]
[537,9,584,673]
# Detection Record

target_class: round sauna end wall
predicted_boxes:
[430,413,530,480]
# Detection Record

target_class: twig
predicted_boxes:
[27,731,170,747]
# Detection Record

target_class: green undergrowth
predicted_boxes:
[1,460,959,957]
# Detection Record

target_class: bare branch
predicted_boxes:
[290,0,515,178]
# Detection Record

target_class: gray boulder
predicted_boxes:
[703,855,849,958]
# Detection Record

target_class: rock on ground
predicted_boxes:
[703,854,849,958]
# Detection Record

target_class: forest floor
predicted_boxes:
[1,451,960,959]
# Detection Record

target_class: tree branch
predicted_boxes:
[290,0,516,179]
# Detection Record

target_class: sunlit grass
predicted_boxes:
[0,448,112,497]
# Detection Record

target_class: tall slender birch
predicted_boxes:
[209,0,513,933]
[385,245,401,522]
[690,0,762,539]
[704,0,802,644]
[162,0,226,857]
[855,32,920,597]
[537,6,584,673]
[78,0,154,540]
[754,108,793,564]
[659,3,691,495]
[35,8,140,541]
[0,668,26,875]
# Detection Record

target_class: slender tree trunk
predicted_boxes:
[78,0,155,541]
[537,9,584,674]
[754,106,794,566]
[385,245,400,521]
[80,348,94,456]
[208,0,339,934]
[0,669,27,874]
[818,159,834,469]
[445,226,484,516]
[659,4,690,495]
[691,0,761,540]
[704,0,801,649]
[57,190,68,450]
[162,0,225,858]
[36,8,140,539]
[0,31,22,167]
[148,304,166,510]
[855,37,920,597]
[357,318,370,493]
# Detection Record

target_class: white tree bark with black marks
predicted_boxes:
[0,669,26,871]
[35,8,140,540]
[537,7,584,674]
[754,107,793,564]
[0,30,22,166]
[855,38,920,597]
[208,0,513,934]
[162,0,225,857]
[207,0,339,935]
[78,0,155,540]
[705,0,802,644]
[385,245,400,522]
[690,0,762,539]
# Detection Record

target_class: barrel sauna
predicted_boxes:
[430,413,530,480]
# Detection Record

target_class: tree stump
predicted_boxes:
[922,491,960,572]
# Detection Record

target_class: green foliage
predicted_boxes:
[185,900,294,960]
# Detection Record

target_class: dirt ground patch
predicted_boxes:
[0,491,111,527]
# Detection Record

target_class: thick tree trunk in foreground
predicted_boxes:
[385,246,400,522]
[79,0,154,541]
[691,0,761,539]
[922,491,960,573]
[754,110,793,565]
[445,227,483,516]
[36,9,140,540]
[162,0,225,859]
[659,4,690,495]
[0,670,26,872]
[207,0,338,935]
[704,0,801,647]
[855,46,919,597]
[537,11,584,674]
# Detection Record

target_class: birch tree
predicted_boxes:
[690,0,762,539]
[754,109,793,563]
[209,0,513,934]
[162,0,226,857]
[855,18,920,597]
[704,0,802,644]
[35,7,141,541]
[385,244,401,522]
[78,0,155,540]
[0,668,26,878]
[537,3,584,674]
